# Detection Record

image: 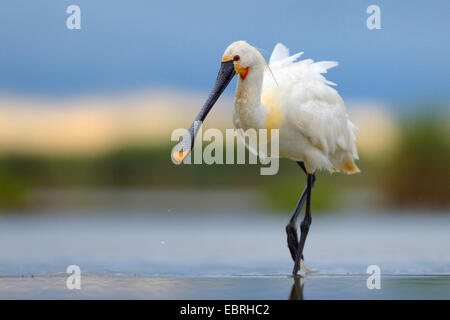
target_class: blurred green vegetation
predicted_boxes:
[385,115,450,208]
[0,114,448,212]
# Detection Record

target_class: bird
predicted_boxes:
[172,41,360,275]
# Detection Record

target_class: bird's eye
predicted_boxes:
[233,55,240,61]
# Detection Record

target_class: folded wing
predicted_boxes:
[263,43,359,171]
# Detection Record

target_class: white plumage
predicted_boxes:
[225,41,359,174]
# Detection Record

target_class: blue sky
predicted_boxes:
[0,0,449,102]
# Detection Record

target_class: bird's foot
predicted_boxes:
[293,258,319,275]
[300,259,319,274]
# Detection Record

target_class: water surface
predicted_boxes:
[0,210,449,299]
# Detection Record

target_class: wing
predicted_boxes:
[264,43,358,160]
[269,43,291,64]
[263,43,337,91]
[291,93,358,159]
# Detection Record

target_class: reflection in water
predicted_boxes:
[288,276,304,300]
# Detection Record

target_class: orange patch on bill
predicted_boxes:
[173,149,189,162]
[221,55,233,62]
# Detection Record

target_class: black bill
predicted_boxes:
[172,60,236,163]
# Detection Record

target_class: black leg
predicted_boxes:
[286,186,307,262]
[292,173,315,275]
[285,162,315,263]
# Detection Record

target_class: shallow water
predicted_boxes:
[0,210,449,299]
[1,274,449,299]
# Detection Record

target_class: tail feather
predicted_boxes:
[341,158,360,174]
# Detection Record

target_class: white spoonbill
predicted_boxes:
[172,41,360,275]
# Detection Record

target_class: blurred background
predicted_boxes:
[0,0,448,213]
[0,0,449,287]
